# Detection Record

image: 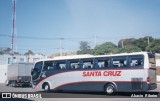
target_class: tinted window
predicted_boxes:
[112,56,127,68]
[148,53,155,67]
[43,61,54,70]
[68,60,80,70]
[54,61,67,70]
[94,58,110,69]
[129,55,144,68]
[82,59,93,69]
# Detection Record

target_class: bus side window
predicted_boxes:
[129,56,143,68]
[68,60,80,70]
[82,59,93,69]
[53,61,63,70]
[43,61,54,71]
[112,56,127,68]
[96,58,110,69]
[56,61,67,70]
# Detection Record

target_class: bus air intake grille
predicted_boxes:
[131,78,143,91]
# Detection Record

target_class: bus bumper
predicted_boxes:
[148,83,157,90]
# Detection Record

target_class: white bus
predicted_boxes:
[31,52,157,94]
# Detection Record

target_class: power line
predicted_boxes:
[0,34,92,41]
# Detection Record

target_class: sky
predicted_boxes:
[0,0,160,55]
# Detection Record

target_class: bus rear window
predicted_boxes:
[148,53,156,68]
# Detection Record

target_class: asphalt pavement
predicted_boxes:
[0,83,160,101]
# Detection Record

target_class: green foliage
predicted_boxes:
[118,36,154,51]
[0,51,3,55]
[93,42,118,55]
[25,50,34,55]
[118,45,141,53]
[77,36,159,55]
[146,39,160,53]
[3,48,12,54]
[77,49,94,55]
[118,38,135,48]
[79,41,90,50]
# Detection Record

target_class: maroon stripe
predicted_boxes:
[33,68,148,89]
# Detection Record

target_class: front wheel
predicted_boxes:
[44,83,50,92]
[104,84,116,95]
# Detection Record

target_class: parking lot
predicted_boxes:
[0,83,160,101]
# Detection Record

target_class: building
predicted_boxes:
[0,53,46,83]
[26,53,46,63]
[0,53,46,65]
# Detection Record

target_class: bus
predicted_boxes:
[31,52,157,94]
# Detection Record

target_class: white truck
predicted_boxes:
[5,63,34,87]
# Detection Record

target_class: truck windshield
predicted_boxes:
[32,61,43,80]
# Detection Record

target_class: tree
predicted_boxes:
[77,41,92,54]
[0,51,3,55]
[118,38,135,48]
[93,42,118,55]
[146,39,160,53]
[131,36,154,51]
[118,45,141,53]
[4,48,12,54]
[79,41,90,50]
[77,49,94,55]
[24,50,34,55]
[118,36,154,51]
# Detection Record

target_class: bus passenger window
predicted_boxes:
[129,56,143,68]
[68,60,80,70]
[98,61,105,68]
[96,58,110,69]
[54,61,67,70]
[44,61,54,70]
[82,60,93,69]
[112,57,127,68]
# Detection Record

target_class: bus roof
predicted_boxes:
[35,52,150,63]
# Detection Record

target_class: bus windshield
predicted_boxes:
[31,61,43,80]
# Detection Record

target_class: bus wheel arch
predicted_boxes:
[42,82,51,92]
[104,82,117,95]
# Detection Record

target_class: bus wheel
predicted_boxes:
[105,84,115,95]
[5,80,9,86]
[44,83,50,92]
[12,81,16,87]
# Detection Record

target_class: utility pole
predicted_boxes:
[59,38,64,56]
[94,35,97,48]
[11,0,16,63]
[122,39,124,48]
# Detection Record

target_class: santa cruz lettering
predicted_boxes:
[83,71,121,77]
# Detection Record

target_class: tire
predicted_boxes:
[44,83,50,92]
[12,81,16,87]
[104,84,116,95]
[5,80,9,86]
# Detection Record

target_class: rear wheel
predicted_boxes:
[11,81,17,87]
[5,80,9,86]
[104,84,116,95]
[44,83,50,92]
